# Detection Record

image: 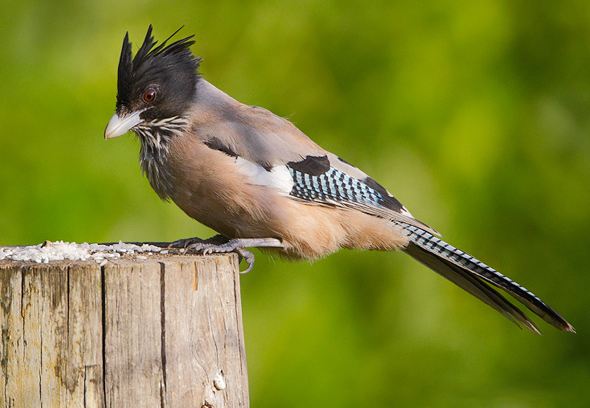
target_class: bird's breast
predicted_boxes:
[163,136,281,238]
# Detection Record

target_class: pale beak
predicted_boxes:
[104,111,144,139]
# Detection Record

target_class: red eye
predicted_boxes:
[143,88,157,103]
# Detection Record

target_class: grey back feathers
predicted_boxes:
[193,81,327,166]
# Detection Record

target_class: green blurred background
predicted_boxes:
[1,0,589,406]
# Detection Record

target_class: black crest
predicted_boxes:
[116,25,201,117]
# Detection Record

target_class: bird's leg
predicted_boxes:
[171,236,283,274]
[198,238,283,274]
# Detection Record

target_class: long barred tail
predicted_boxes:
[398,222,575,334]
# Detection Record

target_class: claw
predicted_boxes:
[237,249,255,274]
[182,240,255,273]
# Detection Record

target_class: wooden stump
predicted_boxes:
[0,253,249,408]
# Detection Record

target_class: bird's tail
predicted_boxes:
[398,222,575,334]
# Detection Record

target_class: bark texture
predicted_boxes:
[0,254,248,408]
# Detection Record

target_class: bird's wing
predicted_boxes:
[197,104,326,168]
[200,104,436,233]
[284,153,437,233]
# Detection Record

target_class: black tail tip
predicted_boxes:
[523,320,575,335]
[563,322,577,334]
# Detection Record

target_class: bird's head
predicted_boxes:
[104,25,201,141]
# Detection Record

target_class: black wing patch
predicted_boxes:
[286,155,404,213]
[204,136,273,170]
[362,177,404,213]
[204,136,238,158]
[288,155,330,176]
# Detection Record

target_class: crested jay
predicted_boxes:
[104,26,574,334]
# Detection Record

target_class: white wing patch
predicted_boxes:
[400,207,414,217]
[235,158,294,194]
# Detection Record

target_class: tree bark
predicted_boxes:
[0,254,249,408]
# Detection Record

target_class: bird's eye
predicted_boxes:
[142,88,157,103]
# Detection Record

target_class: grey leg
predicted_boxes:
[198,238,283,254]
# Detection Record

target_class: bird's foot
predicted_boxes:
[170,236,283,274]
[168,235,227,249]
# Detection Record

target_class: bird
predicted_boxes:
[104,25,574,334]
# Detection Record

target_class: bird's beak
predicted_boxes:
[104,111,144,139]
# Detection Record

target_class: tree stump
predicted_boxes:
[0,248,249,408]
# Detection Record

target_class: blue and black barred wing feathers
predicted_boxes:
[285,154,437,233]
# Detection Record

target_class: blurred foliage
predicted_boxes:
[1,0,590,406]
